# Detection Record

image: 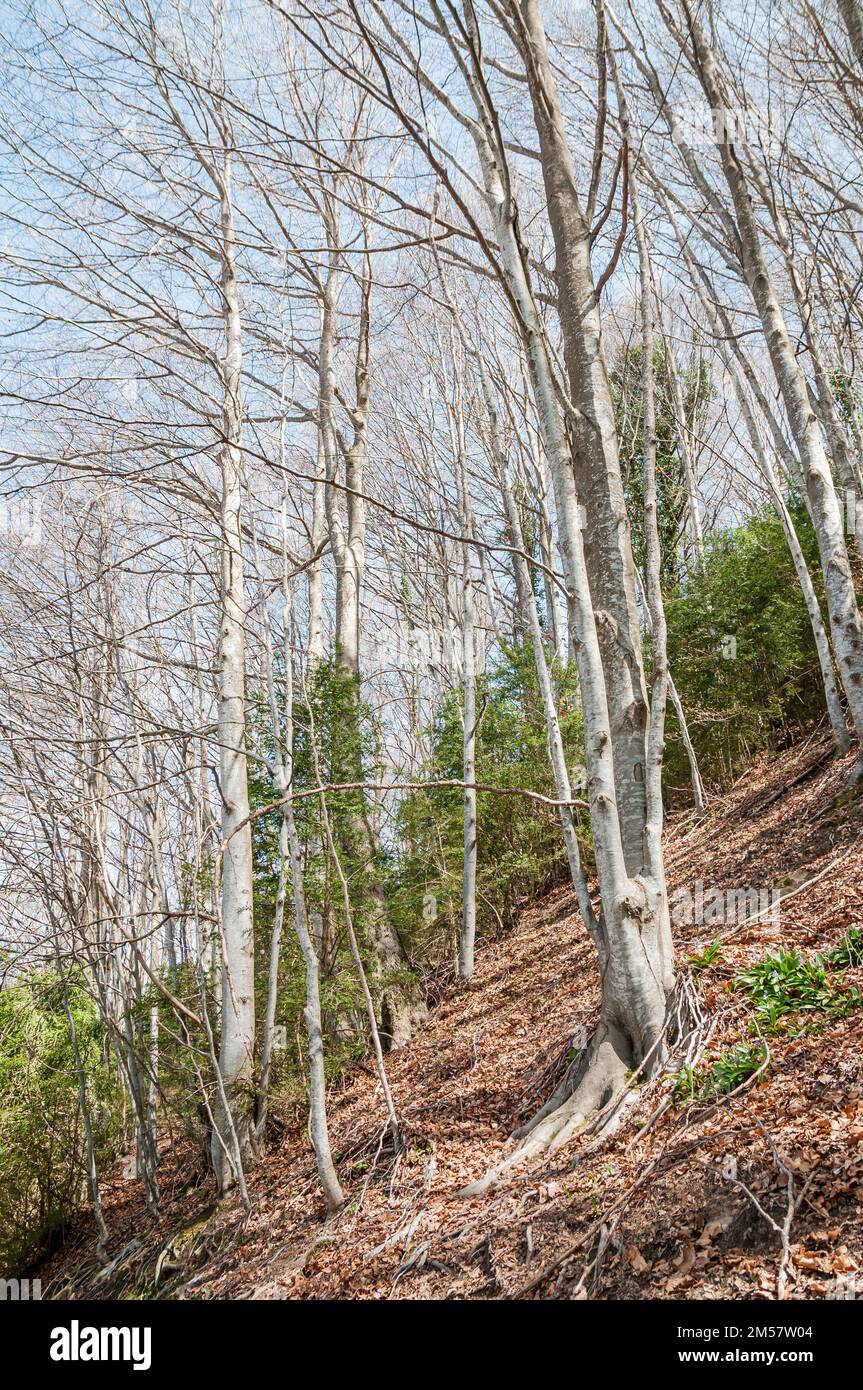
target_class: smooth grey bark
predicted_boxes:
[511,0,672,1090]
[306,441,327,964]
[839,0,863,68]
[283,770,345,1211]
[428,2,675,1176]
[512,0,651,879]
[212,155,255,1192]
[669,674,706,812]
[255,824,286,1140]
[459,541,478,984]
[308,437,326,668]
[520,374,568,659]
[448,338,478,984]
[268,584,344,1209]
[609,33,670,897]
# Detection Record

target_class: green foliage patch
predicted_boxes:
[0,970,123,1274]
[673,1043,767,1106]
[733,945,863,1034]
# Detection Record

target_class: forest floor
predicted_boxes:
[38,733,863,1300]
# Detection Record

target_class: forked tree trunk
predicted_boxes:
[449,2,675,1177]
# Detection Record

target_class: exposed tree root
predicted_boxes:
[459,1029,633,1197]
[459,979,702,1198]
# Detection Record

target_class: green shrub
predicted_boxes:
[664,504,830,797]
[0,970,123,1274]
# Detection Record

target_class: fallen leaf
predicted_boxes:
[625,1242,649,1273]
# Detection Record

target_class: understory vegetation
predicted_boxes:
[0,973,122,1271]
[664,505,832,795]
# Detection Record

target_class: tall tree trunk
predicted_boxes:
[839,0,863,69]
[446,3,675,1175]
[459,481,478,984]
[513,0,650,877]
[669,675,707,812]
[261,557,344,1209]
[212,156,255,1191]
[256,828,286,1140]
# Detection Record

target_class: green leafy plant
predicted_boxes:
[733,946,863,1033]
[688,937,724,973]
[664,503,830,798]
[827,926,863,969]
[0,969,124,1274]
[673,1043,767,1105]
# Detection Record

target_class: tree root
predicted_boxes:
[458,1031,631,1197]
[459,980,702,1199]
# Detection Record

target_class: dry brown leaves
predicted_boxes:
[39,735,863,1301]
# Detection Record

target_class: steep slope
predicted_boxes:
[38,735,863,1300]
